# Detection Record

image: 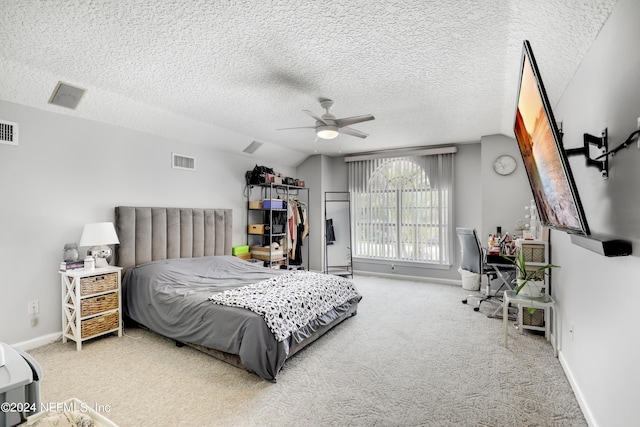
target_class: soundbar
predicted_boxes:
[570,233,632,257]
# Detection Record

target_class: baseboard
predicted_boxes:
[352,269,461,286]
[11,332,61,351]
[559,351,598,427]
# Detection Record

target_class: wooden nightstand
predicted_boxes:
[60,266,122,350]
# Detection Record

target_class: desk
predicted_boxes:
[485,253,514,265]
[484,258,516,318]
[503,290,557,357]
[485,254,516,295]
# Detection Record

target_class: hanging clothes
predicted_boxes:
[287,197,308,265]
[293,203,304,264]
[301,204,308,241]
[287,199,295,255]
[325,218,336,245]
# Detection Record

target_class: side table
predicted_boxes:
[503,290,557,357]
[60,266,122,350]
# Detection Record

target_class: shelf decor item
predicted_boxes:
[63,242,79,262]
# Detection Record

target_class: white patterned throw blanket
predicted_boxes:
[209,271,360,342]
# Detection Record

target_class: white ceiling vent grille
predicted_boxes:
[172,153,196,171]
[243,140,263,154]
[48,81,86,110]
[0,120,18,146]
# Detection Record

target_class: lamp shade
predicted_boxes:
[79,222,120,247]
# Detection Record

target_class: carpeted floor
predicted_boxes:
[26,275,586,426]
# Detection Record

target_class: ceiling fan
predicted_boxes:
[278,98,375,140]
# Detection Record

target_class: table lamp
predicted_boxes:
[79,222,120,268]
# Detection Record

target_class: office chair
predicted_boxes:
[457,227,513,312]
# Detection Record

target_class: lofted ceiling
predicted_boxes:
[0,0,619,167]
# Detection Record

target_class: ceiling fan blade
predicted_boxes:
[276,126,316,131]
[335,114,375,128]
[303,109,327,125]
[340,126,369,139]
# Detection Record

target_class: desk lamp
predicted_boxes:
[79,222,120,268]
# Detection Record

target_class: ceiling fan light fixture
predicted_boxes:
[316,125,339,139]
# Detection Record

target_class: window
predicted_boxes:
[348,153,454,265]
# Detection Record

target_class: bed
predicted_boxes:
[114,206,361,382]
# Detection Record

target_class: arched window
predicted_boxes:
[348,153,453,265]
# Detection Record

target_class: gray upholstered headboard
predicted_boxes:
[114,207,233,273]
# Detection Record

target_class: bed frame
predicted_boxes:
[115,206,233,274]
[115,207,250,368]
[114,206,358,379]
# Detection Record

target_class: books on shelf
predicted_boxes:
[59,260,85,271]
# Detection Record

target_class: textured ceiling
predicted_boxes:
[0,0,619,167]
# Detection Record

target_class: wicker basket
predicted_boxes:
[80,311,119,338]
[520,243,546,263]
[250,246,284,261]
[81,292,118,317]
[522,307,545,327]
[251,252,285,261]
[80,273,118,296]
[248,224,265,234]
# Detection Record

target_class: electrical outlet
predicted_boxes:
[27,300,39,315]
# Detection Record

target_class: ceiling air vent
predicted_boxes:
[172,153,196,171]
[0,120,18,146]
[242,140,263,154]
[48,81,86,110]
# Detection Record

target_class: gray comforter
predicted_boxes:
[122,256,361,381]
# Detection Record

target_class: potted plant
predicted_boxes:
[501,250,558,298]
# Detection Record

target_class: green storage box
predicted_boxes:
[232,245,250,255]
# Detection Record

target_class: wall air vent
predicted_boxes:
[0,120,18,146]
[172,153,196,171]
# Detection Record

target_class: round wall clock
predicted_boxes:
[493,155,517,176]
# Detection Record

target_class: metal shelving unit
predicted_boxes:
[246,183,309,269]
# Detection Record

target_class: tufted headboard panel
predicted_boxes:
[114,206,233,273]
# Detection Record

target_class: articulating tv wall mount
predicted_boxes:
[565,128,609,179]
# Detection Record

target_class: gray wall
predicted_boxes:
[296,155,351,273]
[325,140,531,284]
[480,134,533,241]
[0,100,294,346]
[4,1,638,420]
[543,0,640,425]
[341,143,500,282]
[296,154,330,272]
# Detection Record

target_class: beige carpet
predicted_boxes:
[27,275,586,426]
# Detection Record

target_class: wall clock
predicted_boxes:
[493,155,517,176]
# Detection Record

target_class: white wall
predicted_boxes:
[296,154,330,272]
[316,140,532,282]
[296,155,351,273]
[480,134,533,241]
[539,0,640,425]
[0,100,294,346]
[337,143,494,281]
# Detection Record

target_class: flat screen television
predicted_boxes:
[513,40,590,235]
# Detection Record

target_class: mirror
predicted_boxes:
[324,192,352,277]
